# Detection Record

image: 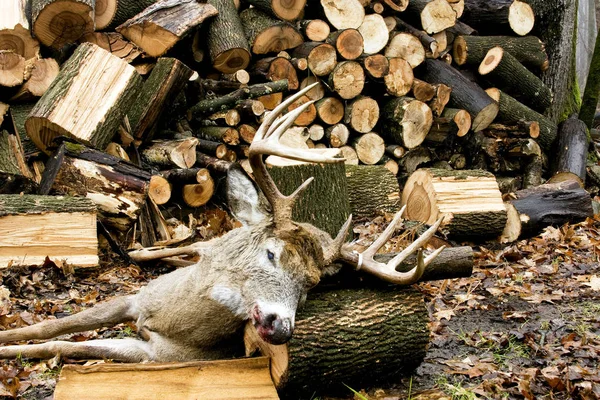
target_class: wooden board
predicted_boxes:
[54,357,279,400]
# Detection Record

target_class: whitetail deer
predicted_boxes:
[0,84,443,362]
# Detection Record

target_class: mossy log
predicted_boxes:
[207,0,251,74]
[31,0,94,48]
[345,164,401,219]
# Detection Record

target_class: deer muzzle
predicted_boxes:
[252,304,294,345]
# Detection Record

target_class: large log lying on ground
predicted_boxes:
[244,286,429,396]
[552,115,589,183]
[345,165,401,219]
[0,194,98,268]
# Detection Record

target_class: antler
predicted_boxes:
[339,206,445,285]
[249,82,344,229]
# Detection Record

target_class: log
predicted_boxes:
[344,96,379,133]
[105,142,130,161]
[404,0,456,34]
[320,0,365,30]
[240,8,303,55]
[358,14,389,55]
[238,123,257,144]
[299,76,325,101]
[383,57,414,97]
[402,168,507,238]
[108,0,157,29]
[339,145,359,165]
[552,115,589,183]
[422,59,498,131]
[453,35,549,71]
[386,144,406,158]
[0,194,98,268]
[327,28,364,60]
[142,138,198,169]
[308,124,324,141]
[10,58,60,102]
[398,147,431,175]
[245,0,306,21]
[222,70,251,85]
[94,0,117,30]
[580,23,600,128]
[129,58,193,142]
[485,88,558,151]
[385,32,425,68]
[248,57,299,90]
[391,17,438,57]
[325,123,350,148]
[292,42,337,76]
[0,116,37,194]
[484,121,540,139]
[315,97,344,125]
[196,126,240,145]
[428,83,452,117]
[41,142,151,232]
[428,108,472,139]
[25,43,142,154]
[345,165,401,218]
[287,95,317,126]
[195,138,229,159]
[352,132,385,165]
[0,51,25,87]
[478,47,552,113]
[298,19,330,42]
[411,79,436,102]
[204,109,241,127]
[244,286,428,395]
[378,155,399,175]
[381,96,433,149]
[360,54,389,79]
[148,175,171,205]
[381,0,408,12]
[206,0,251,74]
[328,61,365,100]
[0,0,40,60]
[31,0,94,48]
[181,169,214,207]
[461,0,535,36]
[54,357,278,400]
[235,101,265,119]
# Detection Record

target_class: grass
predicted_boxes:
[435,376,479,400]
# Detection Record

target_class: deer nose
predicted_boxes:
[260,313,293,344]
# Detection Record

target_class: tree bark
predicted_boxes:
[552,115,589,183]
[345,165,401,218]
[240,8,303,55]
[206,0,251,73]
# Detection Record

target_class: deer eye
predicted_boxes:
[267,250,275,261]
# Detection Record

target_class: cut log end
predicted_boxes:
[478,46,503,75]
[273,0,306,21]
[472,102,499,132]
[149,175,172,205]
[213,48,252,74]
[508,0,535,36]
[420,0,457,34]
[33,1,94,48]
[94,0,117,30]
[402,101,433,149]
[252,26,304,54]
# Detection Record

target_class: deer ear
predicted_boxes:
[227,166,271,226]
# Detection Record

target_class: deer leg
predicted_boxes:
[0,338,153,362]
[0,296,138,342]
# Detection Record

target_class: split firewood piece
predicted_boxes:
[142,138,199,169]
[328,61,365,100]
[383,57,414,97]
[358,14,389,55]
[206,0,251,73]
[381,96,433,149]
[196,126,240,145]
[246,0,305,21]
[189,79,288,116]
[245,287,428,394]
[41,142,151,231]
[316,97,344,125]
[298,19,330,41]
[0,0,40,60]
[327,29,364,61]
[404,0,457,34]
[25,43,142,154]
[182,168,214,207]
[478,46,552,113]
[352,132,385,165]
[0,50,25,87]
[292,42,337,76]
[360,54,389,79]
[344,96,379,133]
[422,59,498,132]
[240,8,303,55]
[320,0,365,29]
[485,88,557,151]
[0,114,37,194]
[501,180,593,243]
[552,115,589,183]
[345,165,401,217]
[248,56,299,89]
[453,35,549,71]
[428,83,452,116]
[388,17,438,57]
[117,0,218,58]
[461,0,535,36]
[325,123,350,147]
[385,32,426,68]
[129,57,193,141]
[339,145,359,165]
[0,194,98,268]
[287,95,317,126]
[79,32,142,63]
[411,79,436,102]
[402,168,507,238]
[31,0,94,48]
[148,175,172,205]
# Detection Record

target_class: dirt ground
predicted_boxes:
[0,211,598,399]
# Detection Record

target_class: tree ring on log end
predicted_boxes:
[252,27,303,54]
[213,49,251,74]
[478,46,503,75]
[404,181,435,223]
[94,0,117,30]
[508,0,534,36]
[35,4,94,48]
[274,0,306,21]
[471,102,499,132]
[452,36,467,65]
[400,100,433,149]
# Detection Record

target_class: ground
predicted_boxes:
[0,211,598,399]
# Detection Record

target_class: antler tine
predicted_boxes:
[322,214,353,265]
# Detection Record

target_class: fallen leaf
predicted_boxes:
[434,309,455,321]
[583,275,600,291]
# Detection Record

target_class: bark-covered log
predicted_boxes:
[248,57,299,90]
[41,142,151,232]
[0,118,37,194]
[292,42,337,76]
[320,0,365,29]
[206,0,251,73]
[328,61,365,100]
[10,58,60,102]
[422,59,498,131]
[392,17,438,57]
[142,138,199,169]
[325,123,350,147]
[117,0,218,58]
[31,0,94,48]
[403,0,456,34]
[0,194,98,268]
[461,0,535,36]
[148,175,171,205]
[298,19,330,41]
[195,126,240,145]
[381,96,433,149]
[344,96,379,133]
[428,108,472,139]
[345,165,400,218]
[453,35,549,71]
[358,14,389,54]
[181,169,214,207]
[25,43,142,154]
[240,8,303,55]
[327,28,364,60]
[108,0,157,29]
[244,286,429,396]
[402,168,507,239]
[478,47,552,113]
[246,0,306,21]
[552,115,589,183]
[385,32,425,68]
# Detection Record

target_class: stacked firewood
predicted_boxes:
[0,0,594,263]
